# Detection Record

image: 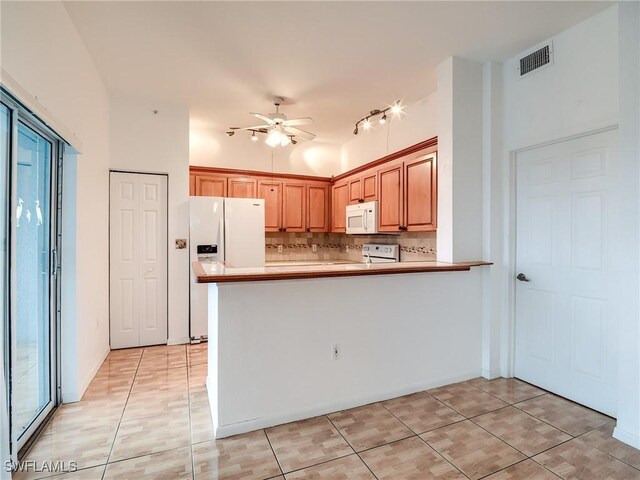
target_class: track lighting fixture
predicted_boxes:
[251,131,258,141]
[352,101,402,135]
[226,131,235,137]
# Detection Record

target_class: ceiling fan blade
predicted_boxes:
[250,113,275,124]
[283,126,316,141]
[230,125,271,131]
[282,117,314,127]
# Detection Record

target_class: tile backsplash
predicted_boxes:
[265,232,437,263]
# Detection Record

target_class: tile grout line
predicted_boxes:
[262,429,286,478]
[573,426,640,472]
[377,398,471,479]
[323,414,380,480]
[184,346,196,480]
[100,349,144,480]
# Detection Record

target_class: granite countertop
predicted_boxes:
[193,260,491,283]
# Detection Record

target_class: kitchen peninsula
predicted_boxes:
[196,259,490,439]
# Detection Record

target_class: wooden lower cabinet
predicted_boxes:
[228,176,257,198]
[282,183,306,232]
[258,180,283,232]
[331,181,349,232]
[195,174,227,197]
[377,161,404,232]
[307,183,330,232]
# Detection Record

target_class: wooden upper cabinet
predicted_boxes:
[195,174,227,197]
[228,176,257,198]
[378,161,404,232]
[282,183,306,232]
[348,178,362,204]
[331,181,349,232]
[362,170,377,202]
[258,180,282,232]
[404,153,437,231]
[189,174,196,196]
[307,183,329,232]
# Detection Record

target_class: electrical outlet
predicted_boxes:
[332,344,340,360]
[312,244,317,252]
[278,245,283,253]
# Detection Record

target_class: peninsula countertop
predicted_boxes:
[192,260,491,283]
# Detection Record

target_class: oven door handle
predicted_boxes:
[362,210,367,231]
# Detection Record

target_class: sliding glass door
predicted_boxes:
[13,120,56,449]
[2,91,62,455]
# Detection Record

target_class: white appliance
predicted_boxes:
[346,200,378,234]
[361,244,400,263]
[189,196,265,341]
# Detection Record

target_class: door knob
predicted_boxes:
[516,273,530,282]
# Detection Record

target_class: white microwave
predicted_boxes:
[346,201,378,234]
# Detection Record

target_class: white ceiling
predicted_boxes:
[64,1,612,143]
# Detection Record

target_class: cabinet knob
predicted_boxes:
[358,198,364,203]
[306,228,310,232]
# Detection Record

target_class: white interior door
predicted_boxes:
[515,130,618,416]
[110,172,167,349]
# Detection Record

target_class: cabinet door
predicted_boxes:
[282,182,306,232]
[307,183,329,232]
[331,181,349,232]
[348,177,362,204]
[378,161,404,232]
[362,170,377,202]
[195,174,227,197]
[404,153,437,231]
[189,174,196,196]
[228,176,257,198]
[258,180,282,232]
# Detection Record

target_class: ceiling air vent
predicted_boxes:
[517,42,553,78]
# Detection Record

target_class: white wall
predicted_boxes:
[503,6,619,151]
[190,121,341,177]
[110,98,191,345]
[614,1,640,449]
[209,270,484,438]
[436,57,484,263]
[1,1,111,407]
[340,94,438,172]
[499,5,640,448]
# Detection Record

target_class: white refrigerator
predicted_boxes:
[189,196,265,341]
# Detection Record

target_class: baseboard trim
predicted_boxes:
[168,337,190,346]
[213,370,480,439]
[481,368,502,380]
[613,425,640,449]
[62,345,110,403]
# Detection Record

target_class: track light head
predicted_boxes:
[226,131,235,137]
[353,125,359,135]
[251,131,258,141]
[379,113,387,125]
[363,119,372,131]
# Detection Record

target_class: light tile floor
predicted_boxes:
[15,345,640,480]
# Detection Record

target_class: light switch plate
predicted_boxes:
[175,239,187,249]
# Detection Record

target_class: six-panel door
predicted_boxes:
[110,172,168,349]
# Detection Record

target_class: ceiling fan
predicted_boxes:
[226,97,316,147]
